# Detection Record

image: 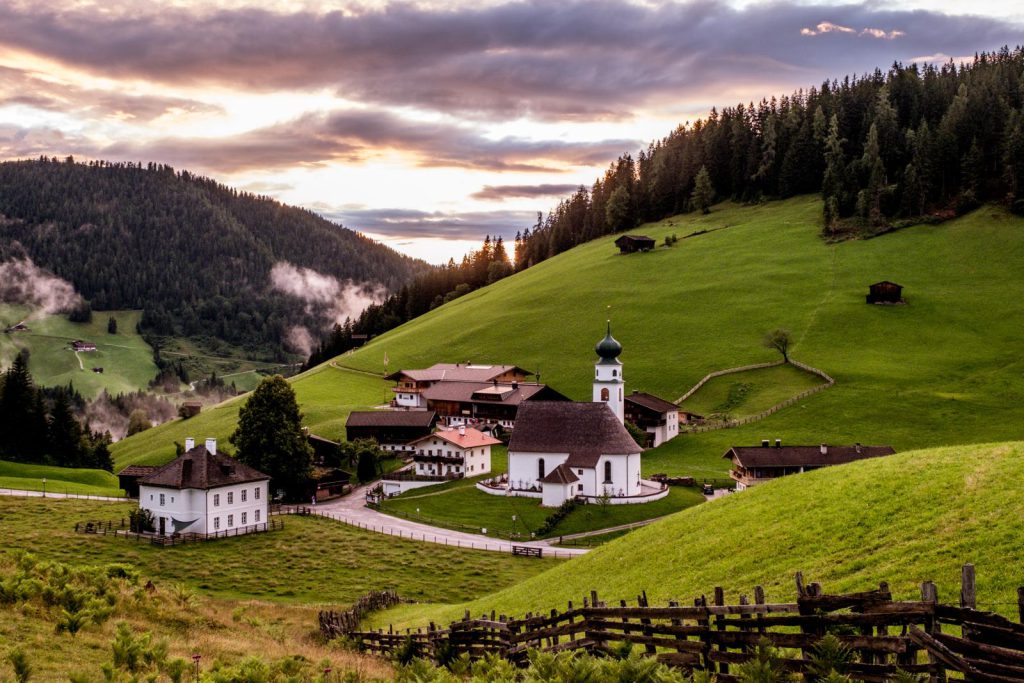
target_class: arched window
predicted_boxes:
[538,458,546,480]
[604,461,612,483]
[600,388,609,401]
[612,369,617,377]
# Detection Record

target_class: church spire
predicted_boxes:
[595,320,623,364]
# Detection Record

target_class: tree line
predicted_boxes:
[0,354,113,470]
[0,158,428,356]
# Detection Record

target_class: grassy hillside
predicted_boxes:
[116,197,1024,479]
[0,305,158,398]
[372,440,1024,629]
[0,460,123,496]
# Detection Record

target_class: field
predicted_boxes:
[376,447,704,539]
[112,363,389,470]
[0,460,124,496]
[677,362,828,421]
[0,305,158,398]
[371,440,1024,630]
[115,197,1024,484]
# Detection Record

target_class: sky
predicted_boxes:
[0,1,1021,264]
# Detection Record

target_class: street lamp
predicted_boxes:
[41,477,46,498]
[192,654,201,681]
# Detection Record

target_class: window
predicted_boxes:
[227,514,234,527]
[612,369,617,377]
[255,487,260,500]
[578,484,584,492]
[149,494,153,501]
[213,494,220,506]
[604,461,613,484]
[241,489,247,502]
[214,517,220,530]
[159,493,165,506]
[241,512,247,525]
[538,458,546,479]
[578,469,583,475]
[171,497,175,503]
[600,388,609,401]
[255,510,261,522]
[227,492,234,504]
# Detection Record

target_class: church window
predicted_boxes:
[600,388,609,401]
[613,369,617,377]
[604,461,613,483]
[538,458,546,479]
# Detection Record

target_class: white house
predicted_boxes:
[624,391,680,448]
[409,426,501,478]
[138,438,270,537]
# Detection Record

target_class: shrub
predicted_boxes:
[6,648,31,683]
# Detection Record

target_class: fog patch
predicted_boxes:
[0,256,83,318]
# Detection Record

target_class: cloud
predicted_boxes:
[0,2,1016,122]
[0,256,83,318]
[326,207,538,241]
[471,183,582,201]
[269,261,384,329]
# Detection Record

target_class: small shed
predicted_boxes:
[117,465,159,498]
[614,235,656,254]
[179,402,202,419]
[867,281,904,304]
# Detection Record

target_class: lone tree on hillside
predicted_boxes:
[230,375,313,499]
[691,166,715,214]
[107,316,117,334]
[763,328,792,363]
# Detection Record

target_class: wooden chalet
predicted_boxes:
[306,432,341,464]
[3,322,29,333]
[386,363,534,409]
[117,465,159,498]
[71,339,97,352]
[724,441,896,490]
[614,235,656,254]
[866,280,904,304]
[345,410,438,450]
[421,381,569,428]
[624,390,680,447]
[179,402,202,419]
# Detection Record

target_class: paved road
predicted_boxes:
[311,483,589,558]
[0,488,126,502]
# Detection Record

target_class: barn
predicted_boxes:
[866,281,904,304]
[614,235,656,254]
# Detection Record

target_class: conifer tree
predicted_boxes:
[691,166,715,214]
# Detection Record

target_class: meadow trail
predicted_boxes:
[794,240,839,353]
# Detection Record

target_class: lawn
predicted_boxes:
[112,363,390,470]
[0,305,158,398]
[0,460,124,496]
[677,362,828,422]
[0,497,559,605]
[371,440,1024,630]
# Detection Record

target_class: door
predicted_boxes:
[158,516,166,536]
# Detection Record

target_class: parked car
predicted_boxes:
[702,483,714,495]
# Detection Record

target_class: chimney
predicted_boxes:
[820,444,828,455]
[855,442,862,454]
[185,437,195,451]
[205,438,217,455]
[774,439,781,448]
[459,426,466,436]
[761,439,770,448]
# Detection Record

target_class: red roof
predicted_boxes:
[386,363,532,383]
[410,427,501,449]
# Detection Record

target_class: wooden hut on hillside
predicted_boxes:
[866,281,904,304]
[614,235,656,254]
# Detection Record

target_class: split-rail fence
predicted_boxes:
[321,564,1024,682]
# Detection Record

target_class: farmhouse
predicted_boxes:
[614,235,656,254]
[496,325,667,507]
[137,438,270,537]
[725,441,896,490]
[866,281,904,304]
[387,363,534,409]
[624,390,680,447]
[70,340,97,352]
[3,322,29,333]
[410,426,500,478]
[421,381,568,428]
[345,410,438,451]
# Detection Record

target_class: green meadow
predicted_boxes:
[115,197,1024,484]
[0,306,158,398]
[0,460,124,496]
[372,440,1024,630]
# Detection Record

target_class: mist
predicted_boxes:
[0,257,83,318]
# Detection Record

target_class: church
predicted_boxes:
[502,324,668,507]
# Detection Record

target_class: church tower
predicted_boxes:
[593,321,625,423]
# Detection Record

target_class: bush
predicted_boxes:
[535,499,578,536]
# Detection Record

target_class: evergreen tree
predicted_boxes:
[822,115,848,231]
[229,375,313,499]
[858,123,887,226]
[691,166,715,214]
[0,355,47,462]
[107,317,117,334]
[48,391,84,467]
[605,185,632,231]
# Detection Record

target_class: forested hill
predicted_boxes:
[515,46,1024,266]
[0,158,428,352]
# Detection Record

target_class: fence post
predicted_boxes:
[960,564,976,610]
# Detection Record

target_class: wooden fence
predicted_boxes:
[678,359,836,434]
[74,518,284,545]
[321,565,1024,681]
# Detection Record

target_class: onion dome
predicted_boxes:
[595,321,622,362]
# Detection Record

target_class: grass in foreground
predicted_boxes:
[0,459,124,496]
[0,305,158,398]
[0,497,558,605]
[371,441,1024,629]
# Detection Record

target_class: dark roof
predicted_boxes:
[307,433,339,446]
[625,391,678,414]
[615,234,656,244]
[509,402,641,468]
[385,363,532,383]
[725,445,896,469]
[118,465,159,478]
[421,382,560,405]
[139,446,269,490]
[870,281,903,288]
[346,411,438,428]
[540,463,579,485]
